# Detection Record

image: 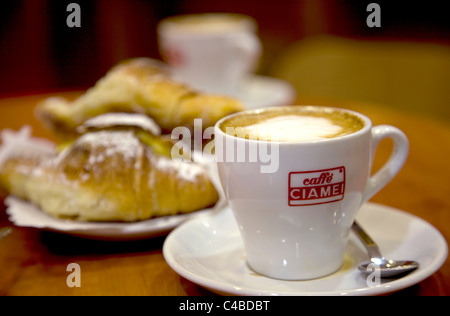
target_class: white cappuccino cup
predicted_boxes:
[158,13,261,95]
[214,105,409,280]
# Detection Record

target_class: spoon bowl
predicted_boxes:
[357,259,420,278]
[352,221,420,278]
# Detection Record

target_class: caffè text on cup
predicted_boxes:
[289,167,346,206]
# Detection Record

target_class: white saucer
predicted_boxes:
[233,75,297,109]
[5,196,216,241]
[163,202,448,296]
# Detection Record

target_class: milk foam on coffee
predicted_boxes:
[220,107,365,142]
[240,115,344,142]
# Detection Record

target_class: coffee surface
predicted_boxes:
[220,107,365,142]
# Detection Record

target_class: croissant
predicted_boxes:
[36,57,244,140]
[0,114,219,222]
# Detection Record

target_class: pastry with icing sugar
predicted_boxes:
[0,113,219,222]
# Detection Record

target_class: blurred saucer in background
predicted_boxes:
[231,75,296,109]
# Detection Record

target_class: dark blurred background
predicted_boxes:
[0,0,449,119]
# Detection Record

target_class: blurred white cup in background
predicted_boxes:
[158,13,262,95]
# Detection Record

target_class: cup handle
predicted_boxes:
[361,125,409,205]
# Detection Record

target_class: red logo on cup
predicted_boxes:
[289,167,345,206]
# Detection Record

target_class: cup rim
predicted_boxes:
[214,105,373,145]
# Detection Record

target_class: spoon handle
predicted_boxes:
[352,221,384,261]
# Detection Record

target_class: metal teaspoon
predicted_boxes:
[352,220,420,278]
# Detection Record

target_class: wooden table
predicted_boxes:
[0,92,449,296]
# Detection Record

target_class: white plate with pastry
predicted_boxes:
[0,58,244,240]
[0,117,224,240]
[163,203,448,296]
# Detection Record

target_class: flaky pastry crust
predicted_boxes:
[0,115,219,222]
[36,58,244,140]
